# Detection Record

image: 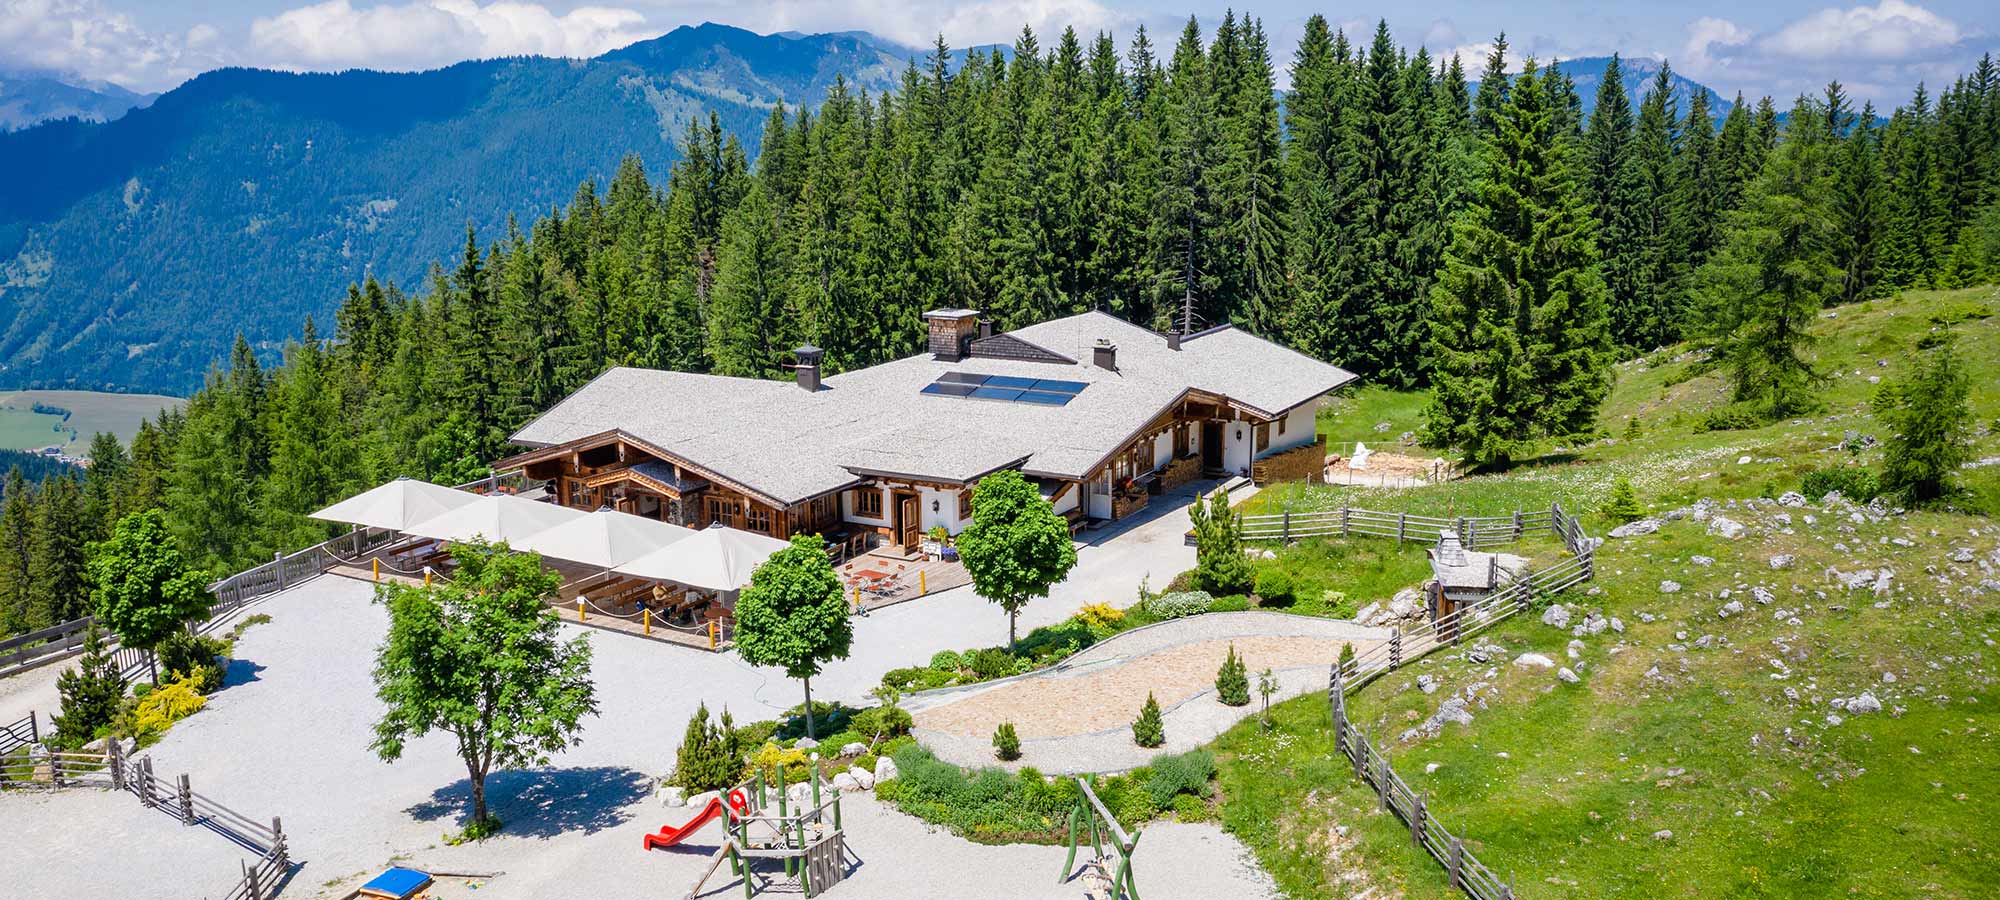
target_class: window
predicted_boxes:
[706,496,736,527]
[1277,417,1287,436]
[565,478,599,510]
[745,505,772,534]
[856,489,884,518]
[958,490,973,520]
[1256,423,1271,452]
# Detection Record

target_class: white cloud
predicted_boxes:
[0,0,217,91]
[1674,1,1981,104]
[249,1,654,71]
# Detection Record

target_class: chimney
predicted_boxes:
[1092,339,1117,371]
[793,345,824,392]
[924,309,980,361]
[1166,329,1181,351]
[979,318,993,341]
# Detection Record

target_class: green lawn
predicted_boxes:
[1210,285,2000,899]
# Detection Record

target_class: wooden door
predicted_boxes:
[1201,422,1224,470]
[898,495,920,552]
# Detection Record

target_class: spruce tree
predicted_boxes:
[52,626,124,747]
[1605,66,1682,350]
[1876,336,1973,506]
[29,474,90,625]
[1216,17,1289,339]
[1215,644,1250,706]
[1423,59,1613,467]
[1832,102,1887,304]
[1152,18,1225,333]
[0,469,37,633]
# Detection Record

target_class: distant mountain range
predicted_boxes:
[0,68,155,131]
[1474,56,1737,122]
[0,26,1730,395]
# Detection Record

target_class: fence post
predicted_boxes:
[1457,516,1469,548]
[1513,509,1523,542]
[273,816,287,865]
[27,710,36,744]
[1389,628,1402,670]
[1412,791,1426,847]
[1397,512,1407,543]
[48,749,63,788]
[177,773,195,825]
[1340,506,1350,537]
[243,858,263,900]
[1282,509,1291,542]
[273,551,286,589]
[1355,726,1368,780]
[1448,836,1464,888]
[1375,743,1390,812]
[108,737,123,790]
[139,757,156,807]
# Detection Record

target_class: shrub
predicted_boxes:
[156,630,229,694]
[1623,417,1642,440]
[881,666,954,694]
[992,722,1021,761]
[879,744,1055,841]
[853,752,878,774]
[129,675,206,738]
[749,741,812,783]
[1801,466,1880,502]
[1074,603,1126,633]
[1189,491,1255,595]
[1252,568,1294,603]
[852,705,913,741]
[1696,403,1765,433]
[1096,774,1158,824]
[1927,300,1991,325]
[1214,646,1249,706]
[1132,693,1164,748]
[1173,793,1211,821]
[1337,642,1357,678]
[879,735,918,759]
[51,627,124,748]
[778,701,852,740]
[1144,749,1216,807]
[969,648,1017,680]
[1207,595,1250,613]
[1142,590,1212,619]
[732,718,780,748]
[928,650,963,671]
[1602,477,1646,524]
[672,703,747,792]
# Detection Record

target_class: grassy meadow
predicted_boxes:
[0,389,183,453]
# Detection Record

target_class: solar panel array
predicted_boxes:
[920,372,1088,406]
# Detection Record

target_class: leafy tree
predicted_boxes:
[1214,644,1249,706]
[733,535,852,740]
[1186,489,1254,595]
[371,541,596,834]
[1132,692,1165,748]
[87,509,213,677]
[51,626,125,747]
[1875,336,1973,506]
[955,470,1078,651]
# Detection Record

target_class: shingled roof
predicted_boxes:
[509,312,1358,505]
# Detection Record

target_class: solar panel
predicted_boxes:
[924,373,1087,406]
[921,382,978,397]
[969,387,1024,401]
[982,375,1042,390]
[937,372,991,385]
[1029,379,1088,394]
[1015,391,1074,406]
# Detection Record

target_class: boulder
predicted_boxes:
[1353,601,1384,626]
[847,767,876,790]
[1691,555,1715,567]
[832,773,861,793]
[1751,586,1776,605]
[659,785,688,808]
[874,757,899,783]
[840,742,869,758]
[1557,667,1581,684]
[1777,491,1807,508]
[1416,674,1439,694]
[1609,518,1661,539]
[1541,605,1572,629]
[688,790,720,810]
[1387,588,1423,620]
[1718,600,1744,619]
[1948,547,1975,563]
[1513,653,1557,670]
[794,737,820,751]
[1847,692,1883,715]
[1659,580,1682,594]
[1769,554,1795,570]
[1707,516,1747,539]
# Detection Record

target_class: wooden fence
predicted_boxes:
[1312,500,1596,899]
[1329,664,1516,900]
[0,471,546,682]
[1237,503,1558,548]
[124,755,292,900]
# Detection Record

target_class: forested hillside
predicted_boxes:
[1,15,1997,641]
[0,24,909,393]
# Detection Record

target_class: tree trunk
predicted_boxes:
[1008,610,1018,653]
[468,761,487,825]
[802,674,816,741]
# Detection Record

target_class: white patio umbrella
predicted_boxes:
[614,525,790,592]
[509,507,695,569]
[307,477,483,531]
[401,494,588,545]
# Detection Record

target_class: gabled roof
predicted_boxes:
[508,312,1358,505]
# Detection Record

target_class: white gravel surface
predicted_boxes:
[5,484,1271,900]
[0,787,251,899]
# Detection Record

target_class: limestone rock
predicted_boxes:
[1609,518,1661,539]
[1557,667,1581,684]
[1513,653,1557,670]
[1778,491,1807,507]
[847,767,876,790]
[1417,674,1439,694]
[1769,554,1795,570]
[1708,516,1747,539]
[874,757,899,783]
[832,773,861,793]
[1659,580,1682,594]
[840,742,869,758]
[659,785,688,808]
[1542,605,1572,629]
[795,737,820,751]
[1718,600,1744,619]
[1847,692,1882,715]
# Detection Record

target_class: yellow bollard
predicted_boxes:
[644,608,652,635]
[854,586,862,613]
[709,621,717,649]
[424,569,432,588]
[578,599,586,622]
[920,570,927,594]
[372,558,380,582]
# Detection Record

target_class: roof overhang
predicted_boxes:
[493,428,797,509]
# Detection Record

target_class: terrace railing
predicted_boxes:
[1236,503,1559,548]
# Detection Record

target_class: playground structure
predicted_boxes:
[653,758,850,900]
[1057,778,1143,900]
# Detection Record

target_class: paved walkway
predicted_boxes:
[905,612,1387,774]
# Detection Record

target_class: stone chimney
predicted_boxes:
[793,345,824,392]
[924,309,981,361]
[1166,329,1181,351]
[979,318,994,340]
[1092,339,1117,371]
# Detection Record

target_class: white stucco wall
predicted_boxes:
[916,485,969,535]
[1223,420,1253,476]
[1153,431,1174,468]
[1262,402,1322,456]
[1051,482,1081,515]
[842,485,892,527]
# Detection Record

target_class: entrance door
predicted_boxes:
[897,494,921,553]
[1200,422,1224,472]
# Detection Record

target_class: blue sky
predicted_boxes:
[2,0,1993,105]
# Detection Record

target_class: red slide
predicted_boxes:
[644,789,745,851]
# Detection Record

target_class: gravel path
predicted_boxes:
[906,612,1388,774]
[0,787,251,899]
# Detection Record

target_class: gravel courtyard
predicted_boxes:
[3,483,1285,899]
